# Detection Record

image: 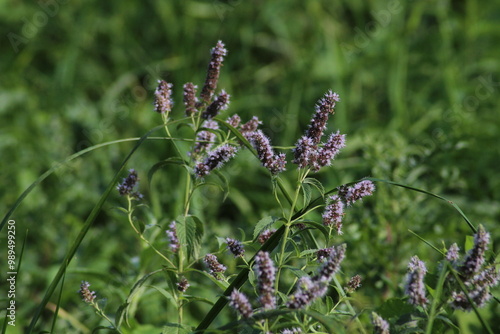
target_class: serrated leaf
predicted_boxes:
[176,215,204,261]
[187,215,204,260]
[253,216,280,240]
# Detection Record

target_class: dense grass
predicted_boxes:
[1,0,499,333]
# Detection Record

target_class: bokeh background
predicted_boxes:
[1,0,499,332]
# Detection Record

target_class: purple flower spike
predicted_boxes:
[190,120,219,157]
[240,116,262,134]
[254,251,276,310]
[117,169,143,200]
[459,225,490,279]
[166,221,180,253]
[405,255,428,307]
[177,277,190,292]
[199,40,227,106]
[154,80,174,114]
[322,195,345,234]
[313,244,346,283]
[339,180,375,206]
[183,82,198,116]
[229,290,253,318]
[204,254,226,280]
[226,114,241,128]
[292,136,317,169]
[446,243,460,262]
[316,131,346,169]
[371,312,390,334]
[246,130,286,175]
[305,90,340,145]
[202,89,230,120]
[78,281,96,304]
[226,238,245,258]
[194,144,238,177]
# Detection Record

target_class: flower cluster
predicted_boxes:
[258,229,276,244]
[78,281,96,304]
[190,120,219,157]
[166,221,180,253]
[254,251,276,310]
[154,80,174,114]
[194,144,238,177]
[239,116,262,134]
[404,256,428,307]
[204,254,226,280]
[202,89,230,120]
[183,82,198,116]
[229,289,253,319]
[226,114,241,128]
[287,244,346,309]
[338,180,376,206]
[321,195,344,234]
[293,91,345,172]
[322,180,375,234]
[448,225,499,311]
[117,169,143,200]
[345,274,362,293]
[245,130,287,175]
[445,243,460,262]
[177,277,190,292]
[226,238,245,257]
[198,40,227,107]
[371,312,390,334]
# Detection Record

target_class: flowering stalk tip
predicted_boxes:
[154,80,173,114]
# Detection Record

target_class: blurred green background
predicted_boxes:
[1,0,499,332]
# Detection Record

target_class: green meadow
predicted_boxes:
[1,1,499,333]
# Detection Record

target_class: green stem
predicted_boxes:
[92,302,123,334]
[126,197,176,269]
[331,275,367,334]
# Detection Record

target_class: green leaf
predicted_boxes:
[295,220,329,244]
[303,177,325,197]
[188,215,204,260]
[301,183,312,207]
[377,298,414,319]
[148,285,176,306]
[175,215,204,261]
[253,216,281,240]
